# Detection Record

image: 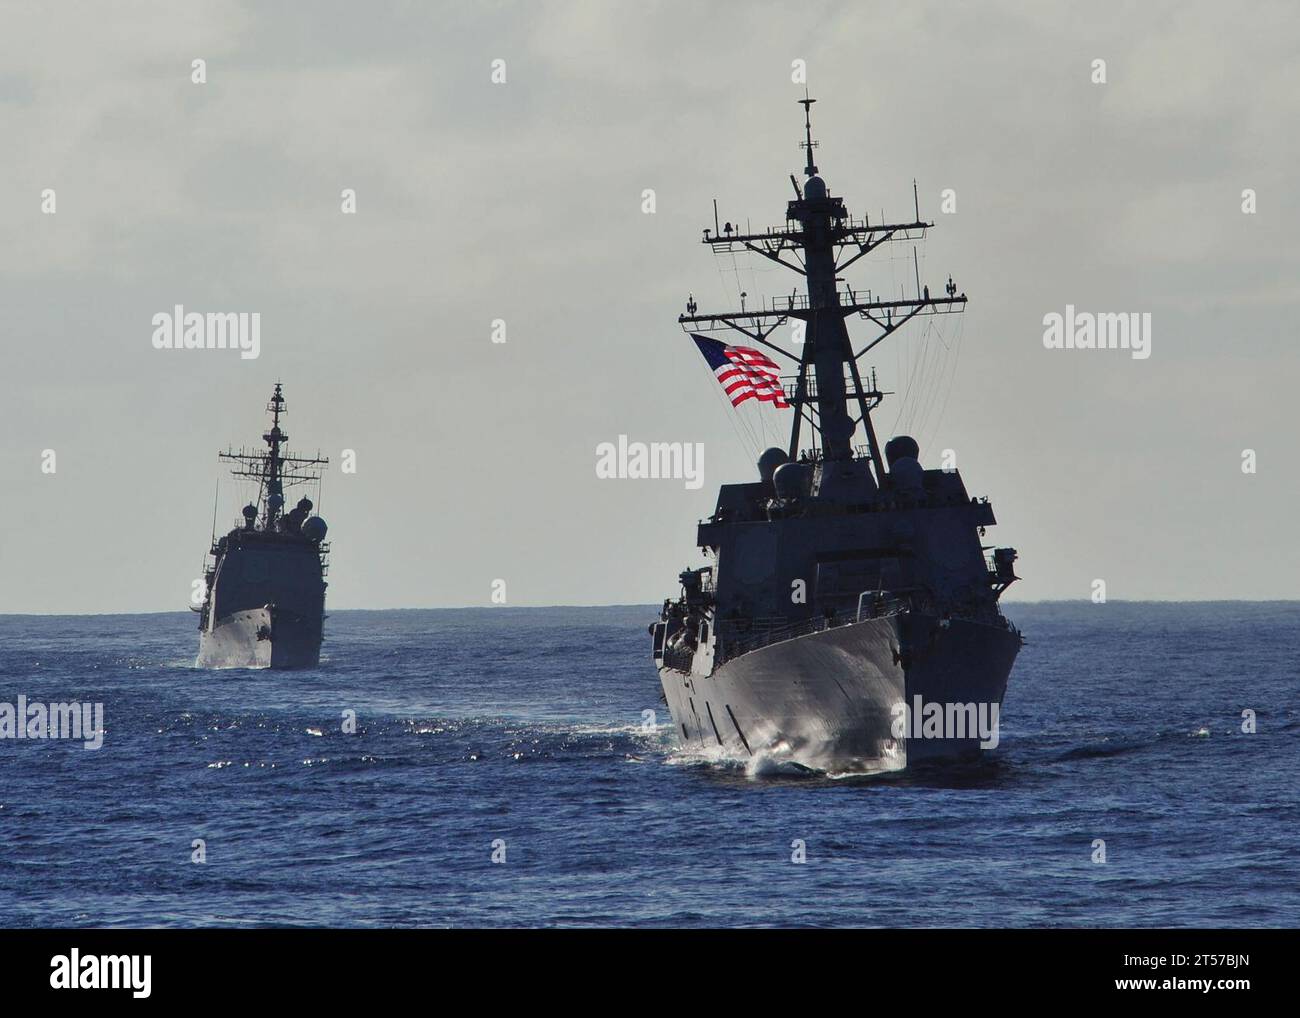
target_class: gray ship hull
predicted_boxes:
[195,606,321,670]
[658,612,1019,773]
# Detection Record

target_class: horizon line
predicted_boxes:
[2,597,1299,619]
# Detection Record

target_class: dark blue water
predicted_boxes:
[0,603,1296,927]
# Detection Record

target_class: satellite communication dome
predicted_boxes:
[758,447,790,484]
[804,175,827,200]
[297,497,313,511]
[302,517,328,542]
[268,493,285,510]
[885,435,921,468]
[773,462,811,499]
[242,504,257,520]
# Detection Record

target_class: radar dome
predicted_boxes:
[804,175,827,200]
[773,462,811,499]
[302,517,328,542]
[297,497,313,511]
[268,493,284,510]
[241,504,257,520]
[885,435,920,468]
[758,447,790,484]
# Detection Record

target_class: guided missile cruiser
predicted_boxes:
[195,384,330,669]
[650,97,1023,772]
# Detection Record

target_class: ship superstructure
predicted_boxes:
[195,384,330,669]
[651,97,1022,772]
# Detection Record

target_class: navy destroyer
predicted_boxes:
[650,97,1023,772]
[195,384,330,669]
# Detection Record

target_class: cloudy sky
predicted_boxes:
[2,0,1297,613]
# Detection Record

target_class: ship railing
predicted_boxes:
[781,365,887,406]
[720,598,906,661]
[774,289,875,313]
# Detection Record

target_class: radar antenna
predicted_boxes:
[218,383,329,530]
[677,96,966,489]
[799,91,818,176]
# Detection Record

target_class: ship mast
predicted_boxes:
[219,383,329,530]
[264,383,287,528]
[679,95,966,491]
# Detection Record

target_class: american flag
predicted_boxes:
[691,334,790,409]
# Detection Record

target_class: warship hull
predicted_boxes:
[658,613,1019,773]
[195,606,321,670]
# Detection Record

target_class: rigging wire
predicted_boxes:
[922,313,965,455]
[911,319,945,437]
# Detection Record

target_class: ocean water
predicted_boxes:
[0,603,1295,928]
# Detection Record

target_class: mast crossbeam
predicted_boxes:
[675,96,968,472]
[702,218,930,250]
[681,293,965,326]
